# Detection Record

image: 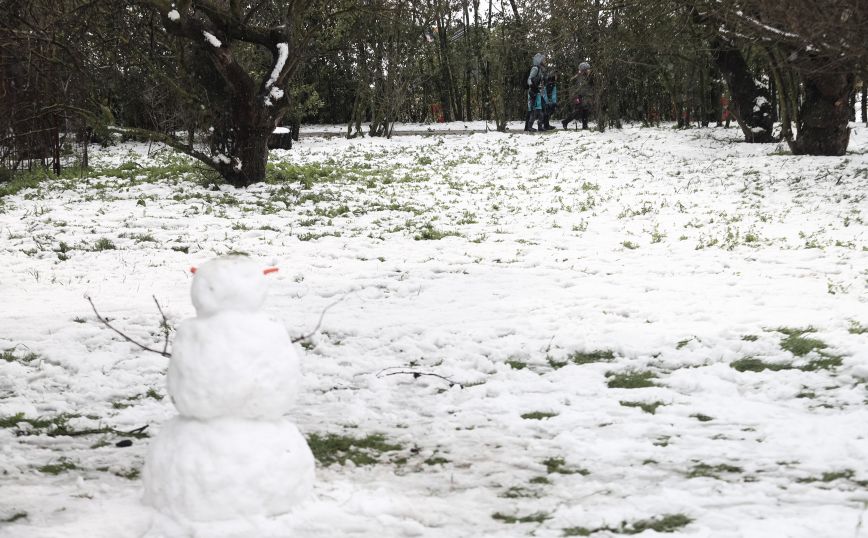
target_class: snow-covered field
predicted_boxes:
[1,124,867,538]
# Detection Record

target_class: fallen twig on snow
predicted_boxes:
[152,295,172,356]
[291,295,347,344]
[85,295,170,358]
[376,367,462,388]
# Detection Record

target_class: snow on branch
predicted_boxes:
[202,31,222,48]
[266,43,289,89]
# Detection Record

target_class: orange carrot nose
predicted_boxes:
[190,266,197,274]
[263,267,279,275]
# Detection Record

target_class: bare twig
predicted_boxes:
[291,295,347,344]
[376,368,461,388]
[126,425,149,435]
[152,295,172,355]
[85,295,170,358]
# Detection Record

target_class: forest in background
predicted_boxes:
[1,0,866,186]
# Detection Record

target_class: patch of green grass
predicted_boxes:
[779,328,827,357]
[549,349,616,369]
[307,432,402,467]
[0,165,86,198]
[0,412,148,439]
[501,486,538,498]
[568,349,615,365]
[691,413,714,422]
[687,462,743,479]
[521,411,558,420]
[622,513,692,534]
[741,334,759,341]
[1,348,39,363]
[620,401,664,414]
[562,513,692,536]
[414,224,459,241]
[492,511,551,524]
[145,388,164,400]
[622,240,639,250]
[796,469,858,484]
[563,527,594,536]
[505,358,528,370]
[802,354,843,371]
[606,370,656,389]
[529,476,551,485]
[132,233,157,243]
[0,413,60,430]
[653,435,671,447]
[266,162,337,188]
[848,321,868,335]
[730,357,793,372]
[1,512,27,523]
[543,457,590,475]
[92,237,116,251]
[424,455,449,465]
[37,457,78,475]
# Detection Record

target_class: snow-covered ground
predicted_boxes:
[1,124,867,538]
[300,120,525,135]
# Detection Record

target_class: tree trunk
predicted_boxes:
[222,129,270,187]
[862,80,868,125]
[862,83,867,124]
[435,8,454,122]
[51,119,61,175]
[710,40,775,143]
[788,73,854,156]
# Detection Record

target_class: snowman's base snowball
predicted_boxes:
[143,417,314,522]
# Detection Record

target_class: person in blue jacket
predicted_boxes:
[542,72,558,130]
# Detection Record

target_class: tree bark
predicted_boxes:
[710,40,775,143]
[219,117,272,187]
[862,83,867,124]
[788,72,854,156]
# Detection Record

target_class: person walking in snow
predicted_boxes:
[563,61,595,130]
[525,53,547,132]
[542,72,558,131]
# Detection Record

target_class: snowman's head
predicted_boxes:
[190,256,276,316]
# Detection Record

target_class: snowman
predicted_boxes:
[143,256,315,522]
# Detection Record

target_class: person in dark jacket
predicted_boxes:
[525,53,546,132]
[542,72,558,130]
[563,61,594,130]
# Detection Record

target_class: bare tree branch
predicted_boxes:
[85,295,170,358]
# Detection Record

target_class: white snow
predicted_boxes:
[0,123,867,537]
[144,416,314,522]
[169,257,301,419]
[753,96,769,113]
[167,9,180,21]
[266,43,289,89]
[202,31,221,48]
[264,86,285,107]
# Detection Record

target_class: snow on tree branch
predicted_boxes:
[266,43,289,89]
